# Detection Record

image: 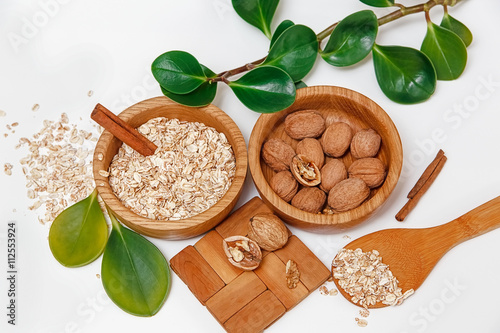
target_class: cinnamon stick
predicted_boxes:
[91,103,157,156]
[407,149,445,199]
[395,150,447,222]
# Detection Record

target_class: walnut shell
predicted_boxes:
[328,178,370,213]
[261,138,296,172]
[321,122,353,157]
[269,171,298,202]
[291,187,326,214]
[223,236,262,271]
[290,154,321,187]
[284,110,326,140]
[348,157,386,188]
[320,159,347,192]
[350,129,381,159]
[296,138,325,168]
[248,213,289,251]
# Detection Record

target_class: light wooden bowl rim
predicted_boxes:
[93,96,248,239]
[249,85,403,231]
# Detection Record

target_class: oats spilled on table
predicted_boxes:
[332,248,414,308]
[107,117,236,220]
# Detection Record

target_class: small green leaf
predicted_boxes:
[232,0,279,39]
[295,81,307,89]
[421,22,467,81]
[440,12,473,47]
[160,65,217,107]
[228,66,296,113]
[359,0,394,7]
[270,20,294,49]
[151,51,207,94]
[101,212,170,317]
[261,24,318,82]
[372,44,436,104]
[49,189,108,268]
[321,10,378,67]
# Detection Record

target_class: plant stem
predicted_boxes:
[216,0,464,80]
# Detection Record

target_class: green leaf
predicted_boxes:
[49,189,108,268]
[270,20,294,49]
[295,81,307,89]
[421,22,467,81]
[151,51,207,94]
[160,65,217,107]
[232,0,279,39]
[440,12,473,47]
[228,66,296,113]
[261,24,318,82]
[359,0,394,7]
[372,44,436,104]
[321,10,378,67]
[101,212,170,317]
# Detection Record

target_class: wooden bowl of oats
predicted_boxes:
[93,96,247,239]
[249,86,403,232]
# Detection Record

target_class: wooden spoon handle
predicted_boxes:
[437,195,500,249]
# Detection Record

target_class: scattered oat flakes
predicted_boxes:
[97,153,104,161]
[329,288,338,296]
[327,275,334,282]
[4,163,13,175]
[109,117,236,221]
[286,259,300,289]
[32,104,40,112]
[88,90,94,97]
[359,308,370,318]
[343,235,351,240]
[3,133,7,138]
[98,170,109,177]
[96,273,101,279]
[17,113,99,224]
[319,285,329,295]
[0,110,6,117]
[332,248,414,308]
[355,318,368,327]
[11,122,19,127]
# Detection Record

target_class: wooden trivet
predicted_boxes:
[170,197,331,332]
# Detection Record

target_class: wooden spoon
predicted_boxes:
[332,195,500,308]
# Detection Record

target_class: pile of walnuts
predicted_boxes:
[261,110,387,214]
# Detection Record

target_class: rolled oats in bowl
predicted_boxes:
[107,117,236,221]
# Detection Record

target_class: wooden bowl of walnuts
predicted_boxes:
[93,96,248,239]
[249,86,403,231]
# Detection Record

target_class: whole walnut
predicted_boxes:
[261,138,296,172]
[248,213,289,251]
[269,171,298,202]
[350,129,381,159]
[284,110,326,140]
[321,122,353,157]
[320,159,347,192]
[296,138,325,168]
[291,187,326,214]
[348,157,386,188]
[328,178,370,213]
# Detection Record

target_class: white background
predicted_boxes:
[1,0,500,332]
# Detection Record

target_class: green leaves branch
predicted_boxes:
[48,190,171,317]
[152,0,470,112]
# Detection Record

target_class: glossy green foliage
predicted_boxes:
[270,20,294,49]
[421,22,467,81]
[372,44,436,104]
[359,0,394,7]
[440,12,473,47]
[49,189,108,268]
[321,10,378,67]
[160,65,217,107]
[232,0,279,39]
[102,212,170,317]
[151,51,207,94]
[261,25,318,82]
[295,81,307,89]
[228,66,296,113]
